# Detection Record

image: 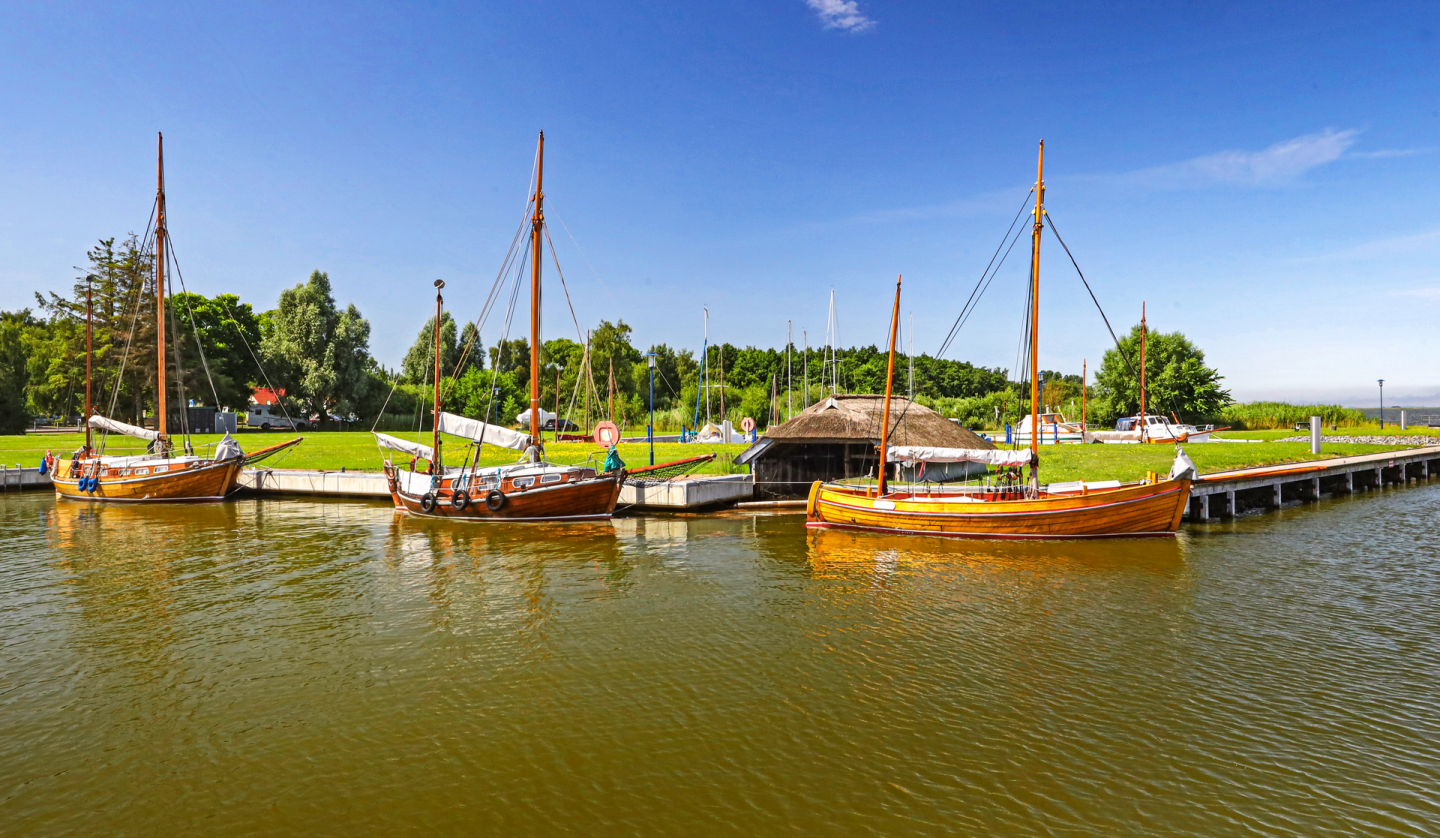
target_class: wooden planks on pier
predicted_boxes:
[1186,445,1440,521]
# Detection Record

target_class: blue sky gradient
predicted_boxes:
[2,1,1436,404]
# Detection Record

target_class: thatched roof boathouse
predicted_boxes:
[735,395,996,499]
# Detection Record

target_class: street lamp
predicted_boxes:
[646,353,657,465]
[1378,379,1385,430]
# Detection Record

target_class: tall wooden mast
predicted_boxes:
[529,131,545,453]
[877,274,901,497]
[433,280,445,467]
[1139,301,1148,441]
[1028,140,1045,491]
[85,274,93,451]
[155,132,168,444]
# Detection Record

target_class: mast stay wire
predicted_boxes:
[1043,213,1138,380]
[936,188,1035,359]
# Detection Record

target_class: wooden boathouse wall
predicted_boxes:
[750,440,882,500]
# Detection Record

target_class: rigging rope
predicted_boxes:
[1043,213,1138,379]
[936,188,1034,358]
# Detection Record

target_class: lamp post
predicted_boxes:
[1378,379,1385,430]
[647,353,657,466]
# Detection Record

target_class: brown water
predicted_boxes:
[2,486,1438,836]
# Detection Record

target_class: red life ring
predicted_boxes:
[594,421,620,447]
[741,417,756,433]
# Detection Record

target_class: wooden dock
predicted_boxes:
[1186,445,1440,521]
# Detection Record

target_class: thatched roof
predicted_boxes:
[763,395,993,449]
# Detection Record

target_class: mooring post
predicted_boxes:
[1344,471,1353,494]
[1400,410,1407,431]
[1311,476,1321,501]
[1374,466,1383,489]
[1311,416,1321,454]
[1198,493,1210,521]
[1225,489,1235,516]
[1272,482,1283,508]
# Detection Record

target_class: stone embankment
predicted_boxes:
[1277,435,1438,446]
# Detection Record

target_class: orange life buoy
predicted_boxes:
[594,421,620,447]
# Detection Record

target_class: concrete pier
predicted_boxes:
[0,466,51,492]
[1187,445,1440,521]
[619,473,753,510]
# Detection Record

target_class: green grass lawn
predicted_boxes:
[3,430,1431,485]
[1215,425,1440,441]
[0,430,750,475]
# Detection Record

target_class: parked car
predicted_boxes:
[245,404,307,431]
[542,417,579,432]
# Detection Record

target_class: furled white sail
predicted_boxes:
[887,446,1033,467]
[89,414,161,442]
[437,412,531,451]
[374,432,435,461]
[214,432,243,461]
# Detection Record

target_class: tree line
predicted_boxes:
[0,235,1234,435]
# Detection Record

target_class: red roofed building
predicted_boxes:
[251,387,286,405]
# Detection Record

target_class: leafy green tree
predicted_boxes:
[0,311,35,433]
[1091,325,1231,424]
[261,270,373,423]
[168,292,263,410]
[400,313,484,384]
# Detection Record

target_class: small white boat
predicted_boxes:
[1086,414,1189,444]
[1010,412,1087,445]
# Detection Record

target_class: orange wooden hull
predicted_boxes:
[53,458,244,502]
[386,465,623,522]
[806,477,1191,539]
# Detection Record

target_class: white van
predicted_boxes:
[246,404,307,431]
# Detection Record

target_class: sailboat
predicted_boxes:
[50,134,299,502]
[378,132,624,522]
[806,142,1192,539]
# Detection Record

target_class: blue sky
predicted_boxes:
[2,1,1437,405]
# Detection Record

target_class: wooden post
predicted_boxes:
[529,131,545,454]
[1028,140,1044,494]
[877,274,902,497]
[155,133,168,445]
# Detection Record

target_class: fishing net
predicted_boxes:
[622,453,717,484]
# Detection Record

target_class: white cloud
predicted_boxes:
[805,0,875,32]
[1392,287,1440,301]
[1305,226,1440,261]
[1350,147,1435,159]
[1113,128,1359,188]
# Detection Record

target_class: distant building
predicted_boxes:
[735,394,995,499]
[250,387,286,406]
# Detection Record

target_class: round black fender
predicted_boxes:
[484,489,507,512]
[419,492,437,513]
[451,490,469,511]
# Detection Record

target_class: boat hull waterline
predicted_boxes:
[805,478,1192,540]
[386,466,624,522]
[53,458,244,502]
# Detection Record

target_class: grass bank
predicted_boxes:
[0,431,750,475]
[3,430,1431,486]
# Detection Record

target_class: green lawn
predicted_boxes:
[3,430,1431,485]
[0,431,750,475]
[1215,426,1440,441]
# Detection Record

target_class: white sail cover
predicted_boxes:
[887,446,1033,467]
[89,414,161,442]
[438,412,531,451]
[374,432,434,461]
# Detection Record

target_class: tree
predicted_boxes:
[0,311,35,433]
[1091,324,1231,424]
[260,270,373,423]
[400,313,484,384]
[168,292,264,410]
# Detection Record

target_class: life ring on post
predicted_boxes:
[594,421,620,447]
[451,490,469,511]
[741,417,756,433]
[419,492,437,513]
[485,489,507,512]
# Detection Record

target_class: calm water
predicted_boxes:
[2,486,1438,836]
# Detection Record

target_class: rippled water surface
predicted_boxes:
[3,486,1439,836]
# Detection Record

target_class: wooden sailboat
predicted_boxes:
[806,142,1192,539]
[380,132,624,522]
[51,133,299,502]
